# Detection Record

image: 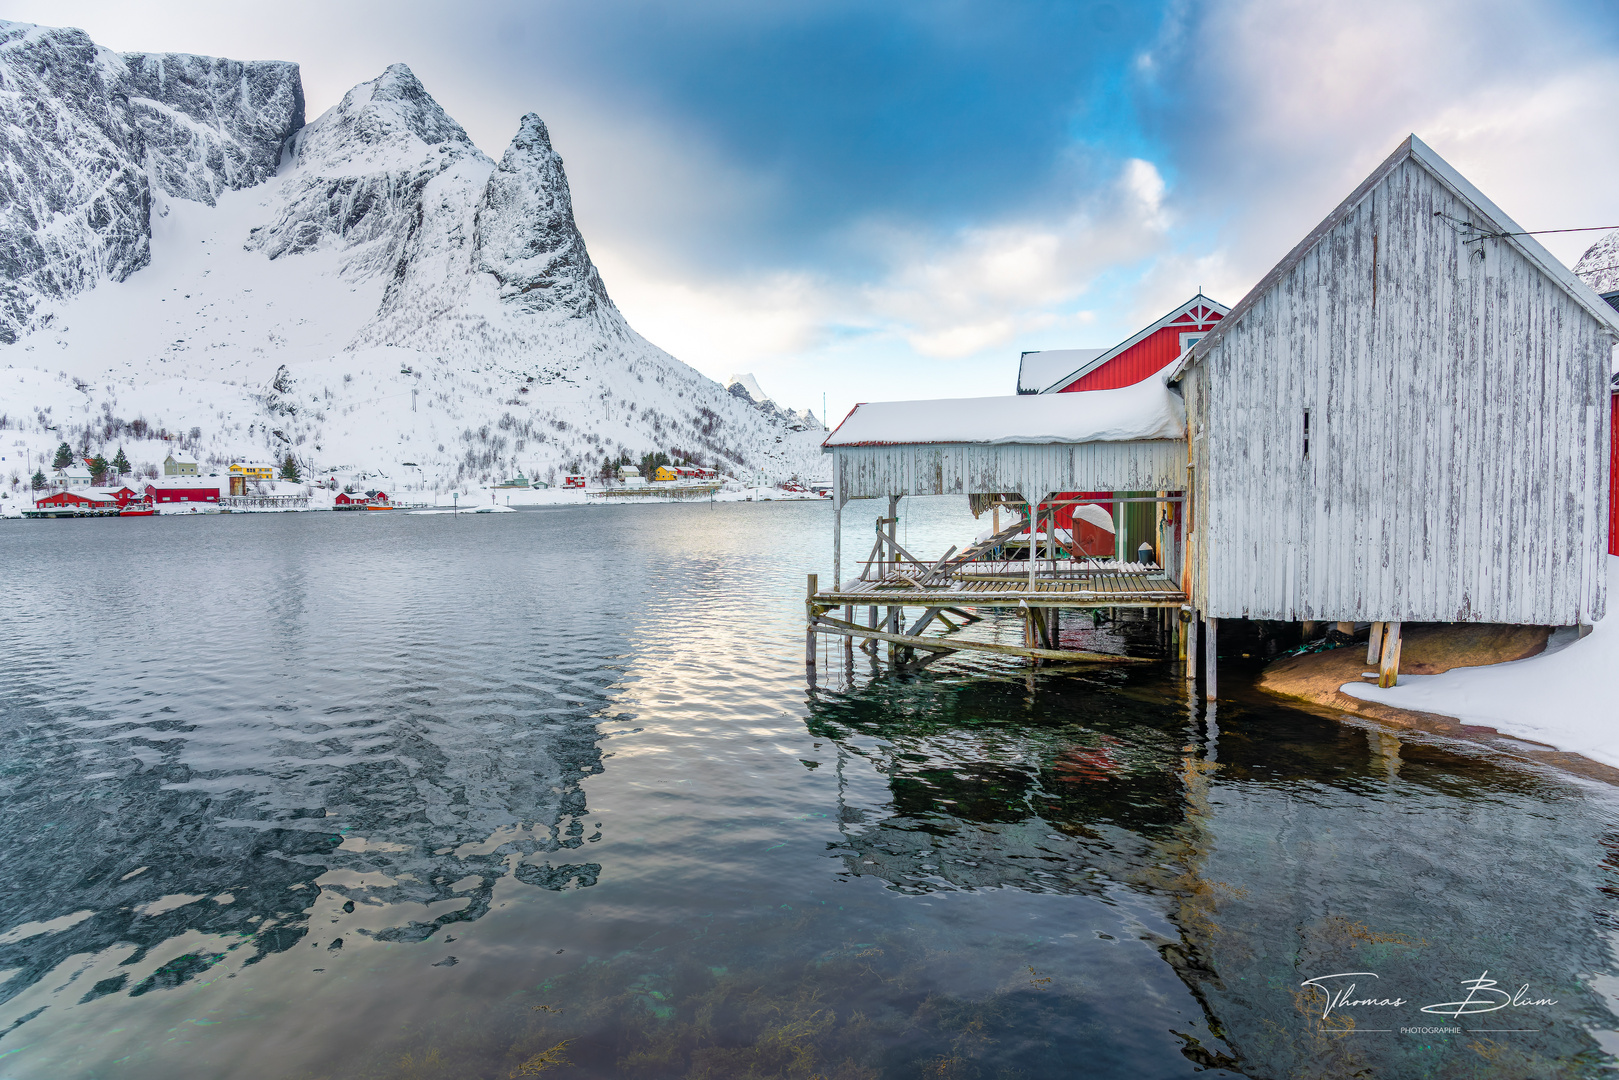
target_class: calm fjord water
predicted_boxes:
[2,500,1619,1079]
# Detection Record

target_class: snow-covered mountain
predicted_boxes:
[725,372,822,432]
[0,21,824,491]
[1575,230,1619,297]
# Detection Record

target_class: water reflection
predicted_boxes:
[0,503,1616,1079]
[807,664,1619,1076]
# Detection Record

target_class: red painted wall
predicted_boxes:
[1610,391,1618,556]
[144,484,218,503]
[1055,312,1223,393]
[37,491,91,507]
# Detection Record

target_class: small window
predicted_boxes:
[1303,410,1311,459]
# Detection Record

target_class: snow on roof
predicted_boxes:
[165,451,199,464]
[145,477,221,488]
[824,365,1185,448]
[1017,349,1105,394]
[1176,134,1619,381]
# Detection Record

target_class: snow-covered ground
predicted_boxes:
[1343,555,1619,768]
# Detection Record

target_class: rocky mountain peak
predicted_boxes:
[1575,230,1619,296]
[288,63,477,173]
[473,112,610,318]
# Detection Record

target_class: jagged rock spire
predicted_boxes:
[474,113,611,318]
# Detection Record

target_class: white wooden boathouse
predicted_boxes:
[1170,135,1616,676]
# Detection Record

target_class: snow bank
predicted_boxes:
[823,363,1185,447]
[1341,556,1619,767]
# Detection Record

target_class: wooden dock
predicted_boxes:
[806,538,1188,677]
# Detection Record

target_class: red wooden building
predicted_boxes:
[1017,293,1229,396]
[1015,293,1229,561]
[36,491,95,509]
[145,481,219,505]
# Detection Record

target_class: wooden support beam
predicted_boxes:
[1302,620,1318,640]
[1367,621,1385,665]
[906,607,944,637]
[1334,621,1354,637]
[1203,616,1218,700]
[1378,620,1402,688]
[809,618,1149,663]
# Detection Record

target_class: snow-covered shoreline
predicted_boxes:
[1342,555,1619,769]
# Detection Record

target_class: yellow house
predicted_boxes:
[230,462,275,481]
[652,465,679,483]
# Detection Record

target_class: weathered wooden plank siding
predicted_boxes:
[833,441,1186,504]
[1190,157,1609,625]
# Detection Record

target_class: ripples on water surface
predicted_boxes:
[2,500,1618,1079]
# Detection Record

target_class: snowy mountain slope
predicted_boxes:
[1575,229,1619,296]
[0,22,825,492]
[0,21,303,344]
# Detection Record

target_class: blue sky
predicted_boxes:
[7,0,1619,421]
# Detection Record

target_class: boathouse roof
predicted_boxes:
[823,368,1185,450]
[1172,134,1619,383]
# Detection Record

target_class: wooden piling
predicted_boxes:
[1185,611,1199,681]
[1203,616,1218,700]
[1377,620,1402,688]
[1366,620,1385,665]
[805,574,818,682]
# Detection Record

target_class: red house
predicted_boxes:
[1014,293,1228,562]
[1017,293,1229,395]
[36,491,94,509]
[144,481,219,505]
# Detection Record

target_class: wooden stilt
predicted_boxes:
[1366,621,1385,665]
[844,604,855,669]
[805,574,818,684]
[1185,611,1198,681]
[1334,621,1354,637]
[1378,620,1402,688]
[1302,620,1318,640]
[1203,616,1218,700]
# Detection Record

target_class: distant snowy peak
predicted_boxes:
[0,19,302,342]
[475,113,610,319]
[1575,230,1619,296]
[726,373,823,431]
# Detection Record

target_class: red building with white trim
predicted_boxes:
[1014,293,1229,562]
[1017,293,1229,395]
[144,480,220,505]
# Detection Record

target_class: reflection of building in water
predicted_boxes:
[806,678,1195,896]
[0,688,606,1017]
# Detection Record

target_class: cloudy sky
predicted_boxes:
[6,0,1618,422]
